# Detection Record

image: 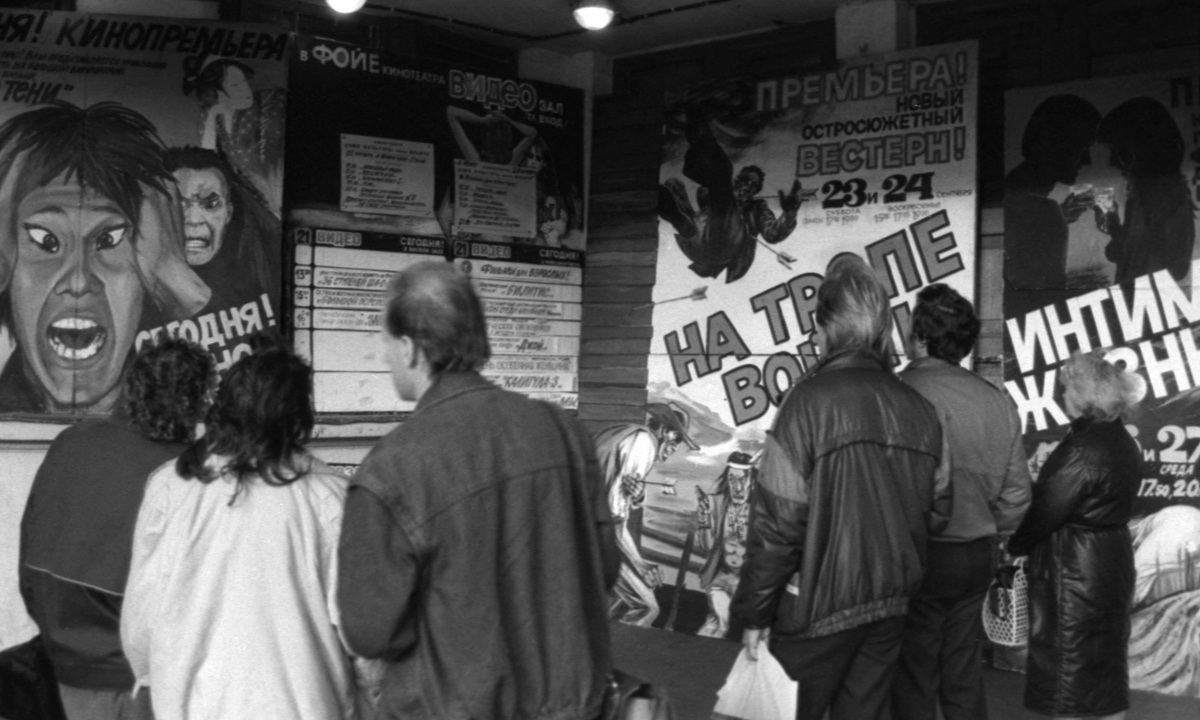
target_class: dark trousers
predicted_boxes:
[771,616,906,720]
[892,538,994,720]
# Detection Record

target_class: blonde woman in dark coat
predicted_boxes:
[1008,350,1146,720]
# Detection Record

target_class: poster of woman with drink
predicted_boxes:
[1005,71,1200,697]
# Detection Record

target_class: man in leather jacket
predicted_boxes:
[731,255,950,720]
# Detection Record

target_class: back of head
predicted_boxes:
[1060,350,1146,421]
[385,261,490,375]
[1020,94,1101,160]
[816,253,893,360]
[910,283,979,365]
[178,341,313,488]
[1096,96,1184,176]
[125,337,215,443]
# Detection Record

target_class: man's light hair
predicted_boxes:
[815,253,893,360]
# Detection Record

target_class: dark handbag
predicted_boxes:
[602,668,676,720]
[0,635,67,720]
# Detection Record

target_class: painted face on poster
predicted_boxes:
[12,178,143,412]
[175,166,233,266]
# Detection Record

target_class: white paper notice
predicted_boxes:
[453,159,537,239]
[340,134,435,217]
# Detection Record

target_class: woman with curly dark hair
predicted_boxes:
[19,337,213,720]
[122,343,378,719]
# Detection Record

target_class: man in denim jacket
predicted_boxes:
[337,261,619,720]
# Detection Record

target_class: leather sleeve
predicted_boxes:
[1007,441,1089,557]
[730,432,808,630]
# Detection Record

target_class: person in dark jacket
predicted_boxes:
[1008,349,1146,720]
[893,284,1032,720]
[337,261,620,720]
[731,254,950,720]
[19,337,214,720]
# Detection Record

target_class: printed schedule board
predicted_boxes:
[455,240,582,410]
[0,10,286,416]
[291,228,441,414]
[1004,71,1200,698]
[285,37,586,415]
[291,229,582,413]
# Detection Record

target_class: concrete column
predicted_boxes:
[834,0,915,59]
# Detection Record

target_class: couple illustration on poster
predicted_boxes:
[1003,93,1196,318]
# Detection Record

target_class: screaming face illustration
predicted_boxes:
[174,167,232,266]
[12,177,144,409]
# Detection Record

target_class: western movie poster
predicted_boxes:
[619,41,978,635]
[0,10,287,416]
[286,37,584,414]
[1005,72,1200,697]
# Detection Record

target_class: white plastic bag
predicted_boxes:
[711,648,798,720]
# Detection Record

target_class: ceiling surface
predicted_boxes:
[341,0,844,57]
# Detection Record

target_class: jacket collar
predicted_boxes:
[905,356,956,372]
[813,347,891,376]
[413,370,496,415]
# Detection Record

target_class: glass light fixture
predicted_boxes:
[327,0,367,13]
[573,0,616,30]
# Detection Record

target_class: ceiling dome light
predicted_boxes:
[573,0,616,30]
[327,0,366,13]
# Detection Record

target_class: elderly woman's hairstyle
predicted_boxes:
[910,283,980,365]
[384,261,490,375]
[1060,350,1146,421]
[176,341,313,498]
[816,253,893,361]
[125,337,215,443]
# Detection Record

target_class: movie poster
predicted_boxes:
[614,41,979,634]
[1005,71,1200,697]
[286,37,584,413]
[286,36,586,250]
[0,10,287,416]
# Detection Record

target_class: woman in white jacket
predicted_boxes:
[122,343,378,719]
